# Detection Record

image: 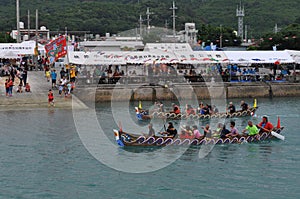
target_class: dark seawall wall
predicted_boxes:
[75,82,300,102]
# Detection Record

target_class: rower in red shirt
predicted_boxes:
[257,115,274,133]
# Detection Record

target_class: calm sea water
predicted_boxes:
[0,97,299,199]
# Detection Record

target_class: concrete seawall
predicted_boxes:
[75,82,300,102]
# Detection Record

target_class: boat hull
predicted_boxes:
[114,127,284,147]
[136,107,258,121]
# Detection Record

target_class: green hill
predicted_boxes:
[0,0,299,38]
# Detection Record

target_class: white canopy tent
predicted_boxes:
[285,50,300,64]
[68,49,297,66]
[68,51,127,65]
[224,51,295,64]
[173,51,229,64]
[0,40,36,58]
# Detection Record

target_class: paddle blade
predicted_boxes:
[271,131,285,141]
[118,121,123,132]
[138,101,142,109]
[277,116,281,128]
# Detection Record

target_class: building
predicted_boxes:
[11,22,50,44]
[79,34,144,51]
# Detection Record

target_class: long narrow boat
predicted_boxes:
[135,107,258,121]
[113,127,284,147]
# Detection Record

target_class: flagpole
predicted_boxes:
[16,0,21,43]
[65,27,70,79]
[35,9,38,71]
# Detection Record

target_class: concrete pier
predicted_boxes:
[0,71,88,110]
[1,72,300,109]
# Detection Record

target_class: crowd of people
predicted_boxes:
[2,58,30,97]
[166,100,249,116]
[147,115,274,140]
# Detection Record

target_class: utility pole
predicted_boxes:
[16,0,21,43]
[236,1,245,41]
[146,7,154,34]
[139,15,143,37]
[220,25,223,49]
[170,1,177,41]
[245,24,248,43]
[27,10,30,40]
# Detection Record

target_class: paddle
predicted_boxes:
[271,131,285,140]
[258,126,285,141]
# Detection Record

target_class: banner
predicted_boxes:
[0,41,36,58]
[45,35,67,63]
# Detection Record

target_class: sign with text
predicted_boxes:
[45,35,67,63]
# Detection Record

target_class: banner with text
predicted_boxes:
[45,35,67,63]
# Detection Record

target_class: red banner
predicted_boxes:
[45,35,67,63]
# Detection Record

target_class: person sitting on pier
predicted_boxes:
[16,83,23,93]
[170,103,181,114]
[242,121,259,136]
[240,100,249,111]
[160,122,177,138]
[257,115,274,133]
[226,121,239,137]
[227,102,236,114]
[25,83,31,92]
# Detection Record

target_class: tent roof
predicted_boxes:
[224,51,295,64]
[285,50,300,64]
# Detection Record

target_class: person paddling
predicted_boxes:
[257,115,274,133]
[160,122,177,138]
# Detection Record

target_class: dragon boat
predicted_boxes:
[135,107,258,121]
[113,127,284,147]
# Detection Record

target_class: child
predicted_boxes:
[5,79,9,96]
[17,83,23,93]
[25,83,31,92]
[58,81,63,96]
[45,70,51,82]
[48,89,55,106]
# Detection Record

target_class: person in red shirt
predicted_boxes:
[25,83,31,92]
[5,79,9,96]
[170,103,181,114]
[257,115,274,133]
[185,104,195,115]
[48,89,55,107]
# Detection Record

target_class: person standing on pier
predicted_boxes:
[5,79,9,96]
[51,69,57,88]
[22,69,27,87]
[8,77,14,97]
[48,89,55,107]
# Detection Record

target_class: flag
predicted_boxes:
[253,99,257,108]
[45,35,67,64]
[276,116,281,129]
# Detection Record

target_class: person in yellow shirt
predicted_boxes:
[70,67,76,82]
[45,70,51,82]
